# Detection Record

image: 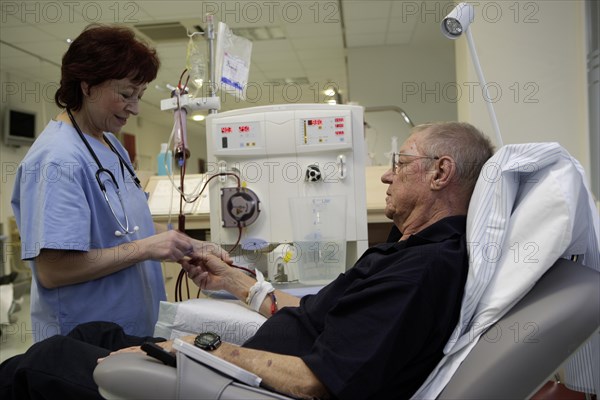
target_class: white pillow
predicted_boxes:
[154,298,266,345]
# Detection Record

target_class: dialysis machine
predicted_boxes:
[206,104,369,283]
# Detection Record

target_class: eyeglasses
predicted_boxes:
[391,152,439,174]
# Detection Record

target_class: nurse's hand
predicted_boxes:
[190,240,232,264]
[136,230,194,262]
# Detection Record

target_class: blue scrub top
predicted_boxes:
[11,120,166,342]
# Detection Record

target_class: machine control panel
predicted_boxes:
[299,116,347,145]
[217,121,262,149]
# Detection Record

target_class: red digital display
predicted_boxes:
[336,131,345,135]
[238,125,251,133]
[307,119,323,126]
[335,117,344,122]
[335,123,344,128]
[221,127,232,134]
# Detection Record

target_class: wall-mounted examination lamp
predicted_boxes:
[441,2,503,147]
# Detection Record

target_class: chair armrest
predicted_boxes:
[94,353,177,400]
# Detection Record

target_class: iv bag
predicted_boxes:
[186,34,206,89]
[215,22,252,100]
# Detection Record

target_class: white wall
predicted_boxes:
[347,42,458,166]
[455,0,591,177]
[347,0,592,187]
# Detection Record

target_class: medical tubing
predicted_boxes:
[228,225,243,254]
[162,99,179,227]
[174,77,189,298]
[268,292,278,315]
[166,69,240,298]
[206,14,217,114]
[175,217,243,301]
[172,172,241,301]
[163,124,241,204]
[178,137,186,231]
[175,265,192,302]
[176,172,241,205]
[174,106,190,166]
[164,69,236,209]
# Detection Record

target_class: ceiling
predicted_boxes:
[0,0,451,131]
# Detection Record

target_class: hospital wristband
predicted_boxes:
[245,269,275,312]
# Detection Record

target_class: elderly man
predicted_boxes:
[0,122,494,400]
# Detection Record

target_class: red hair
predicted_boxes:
[55,24,160,111]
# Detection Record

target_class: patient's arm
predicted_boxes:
[104,337,329,399]
[182,254,300,318]
[215,342,330,399]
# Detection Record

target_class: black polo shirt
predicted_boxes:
[243,216,468,399]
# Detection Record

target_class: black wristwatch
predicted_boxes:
[194,332,222,351]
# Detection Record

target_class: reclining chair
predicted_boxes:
[94,143,600,399]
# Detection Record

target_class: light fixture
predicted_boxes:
[441,2,503,146]
[323,85,342,105]
[441,3,474,39]
[192,114,205,121]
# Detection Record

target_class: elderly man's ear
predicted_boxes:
[430,157,456,190]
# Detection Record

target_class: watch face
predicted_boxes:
[194,332,221,350]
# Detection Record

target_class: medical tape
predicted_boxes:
[245,269,274,312]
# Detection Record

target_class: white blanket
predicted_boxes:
[413,143,600,398]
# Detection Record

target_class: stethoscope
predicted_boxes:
[67,109,141,237]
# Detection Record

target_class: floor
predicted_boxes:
[0,293,33,363]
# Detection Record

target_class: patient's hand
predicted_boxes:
[182,254,259,304]
[180,253,232,291]
[97,345,144,363]
[112,345,145,355]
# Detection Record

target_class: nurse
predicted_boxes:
[10,24,228,342]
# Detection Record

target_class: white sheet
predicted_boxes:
[412,142,600,398]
